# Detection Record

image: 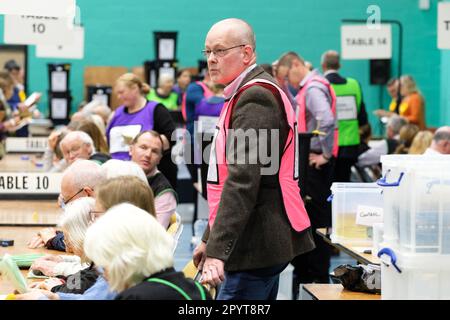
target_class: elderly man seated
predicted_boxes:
[424,126,450,155]
[130,130,178,229]
[28,159,106,251]
[60,131,110,165]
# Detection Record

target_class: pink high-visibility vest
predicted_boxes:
[296,75,339,158]
[181,81,214,122]
[206,79,311,232]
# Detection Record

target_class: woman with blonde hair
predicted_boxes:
[394,123,420,154]
[399,75,426,130]
[75,119,109,154]
[106,73,177,188]
[408,130,433,154]
[84,203,209,300]
[92,175,156,220]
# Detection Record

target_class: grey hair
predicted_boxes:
[60,130,96,155]
[321,50,340,70]
[158,73,175,88]
[101,159,148,185]
[62,159,106,190]
[59,197,96,261]
[387,115,408,135]
[433,127,450,143]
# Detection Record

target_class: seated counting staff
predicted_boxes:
[84,203,210,300]
[17,176,157,300]
[92,175,156,220]
[28,160,106,251]
[130,131,178,229]
[30,198,99,294]
[60,131,111,166]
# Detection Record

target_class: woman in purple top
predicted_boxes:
[106,73,178,188]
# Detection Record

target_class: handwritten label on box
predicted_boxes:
[356,205,384,226]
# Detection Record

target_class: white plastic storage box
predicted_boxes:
[379,155,450,254]
[330,183,383,246]
[379,247,450,299]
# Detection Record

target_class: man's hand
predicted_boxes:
[38,228,57,244]
[48,130,62,151]
[3,118,17,131]
[29,278,64,291]
[201,258,225,287]
[193,241,207,270]
[27,235,45,249]
[309,153,329,169]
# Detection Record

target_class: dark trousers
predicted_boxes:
[333,156,357,183]
[292,159,334,296]
[217,263,288,300]
[291,231,331,295]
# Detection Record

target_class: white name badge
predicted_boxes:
[0,173,62,194]
[335,96,358,121]
[4,15,75,45]
[356,205,384,227]
[109,125,142,154]
[5,137,48,153]
[0,0,75,17]
[36,25,85,60]
[197,116,219,134]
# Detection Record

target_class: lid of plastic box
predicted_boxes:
[331,182,381,193]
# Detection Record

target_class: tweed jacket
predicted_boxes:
[203,65,315,272]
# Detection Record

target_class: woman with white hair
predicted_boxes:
[147,73,179,111]
[85,203,209,300]
[101,159,148,183]
[29,198,99,294]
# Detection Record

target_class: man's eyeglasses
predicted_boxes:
[59,188,85,209]
[89,209,105,221]
[202,44,246,58]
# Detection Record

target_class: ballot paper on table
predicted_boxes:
[0,254,28,294]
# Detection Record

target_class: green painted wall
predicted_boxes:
[0,0,444,129]
[441,0,450,126]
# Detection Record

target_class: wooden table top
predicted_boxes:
[316,228,380,265]
[302,284,381,300]
[0,226,63,295]
[0,154,46,172]
[0,200,61,226]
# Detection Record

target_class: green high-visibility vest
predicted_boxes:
[146,277,207,300]
[331,78,362,147]
[147,89,179,111]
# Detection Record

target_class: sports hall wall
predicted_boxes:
[0,0,446,129]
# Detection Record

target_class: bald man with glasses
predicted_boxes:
[28,160,106,251]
